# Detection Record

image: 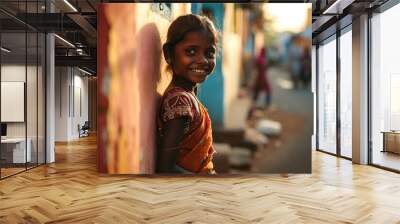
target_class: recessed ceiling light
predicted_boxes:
[322,0,355,15]
[1,47,11,53]
[54,34,75,48]
[77,67,93,76]
[63,0,78,12]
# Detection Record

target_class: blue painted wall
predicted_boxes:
[192,3,224,127]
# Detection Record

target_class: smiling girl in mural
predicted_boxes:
[157,14,218,174]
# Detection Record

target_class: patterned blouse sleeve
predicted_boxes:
[161,91,195,123]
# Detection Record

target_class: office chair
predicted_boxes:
[79,121,90,138]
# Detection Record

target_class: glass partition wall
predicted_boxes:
[317,35,337,155]
[370,3,400,171]
[316,26,353,159]
[1,31,27,177]
[339,26,352,159]
[316,0,400,172]
[0,2,46,179]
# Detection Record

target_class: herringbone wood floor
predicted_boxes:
[1,135,400,223]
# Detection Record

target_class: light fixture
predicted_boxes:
[77,67,93,76]
[322,0,355,15]
[76,48,87,56]
[63,0,78,12]
[1,47,11,53]
[323,0,341,14]
[54,34,75,48]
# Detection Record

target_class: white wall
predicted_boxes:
[55,67,69,141]
[1,65,26,81]
[72,72,89,138]
[55,67,89,141]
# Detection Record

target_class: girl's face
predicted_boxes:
[171,30,216,84]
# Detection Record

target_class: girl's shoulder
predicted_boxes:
[162,86,198,105]
[160,87,200,123]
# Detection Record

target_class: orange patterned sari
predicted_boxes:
[158,87,215,174]
[176,103,215,173]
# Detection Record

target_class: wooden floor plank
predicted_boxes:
[0,135,400,223]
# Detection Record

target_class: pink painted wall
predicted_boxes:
[98,3,178,174]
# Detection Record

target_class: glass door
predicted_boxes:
[339,26,352,158]
[317,35,337,154]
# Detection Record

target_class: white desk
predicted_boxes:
[1,138,31,163]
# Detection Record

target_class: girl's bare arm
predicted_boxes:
[158,117,188,173]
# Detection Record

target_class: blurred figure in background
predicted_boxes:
[253,47,272,107]
[300,43,311,88]
[288,35,303,89]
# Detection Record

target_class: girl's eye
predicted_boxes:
[206,50,216,59]
[186,49,196,56]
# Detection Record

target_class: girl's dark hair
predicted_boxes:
[163,14,219,69]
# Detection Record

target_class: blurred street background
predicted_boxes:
[191,3,313,173]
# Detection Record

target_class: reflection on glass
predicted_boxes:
[340,29,352,158]
[318,37,337,154]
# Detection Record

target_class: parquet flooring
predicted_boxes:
[1,167,26,178]
[1,135,400,223]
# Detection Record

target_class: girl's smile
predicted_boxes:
[172,30,216,84]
